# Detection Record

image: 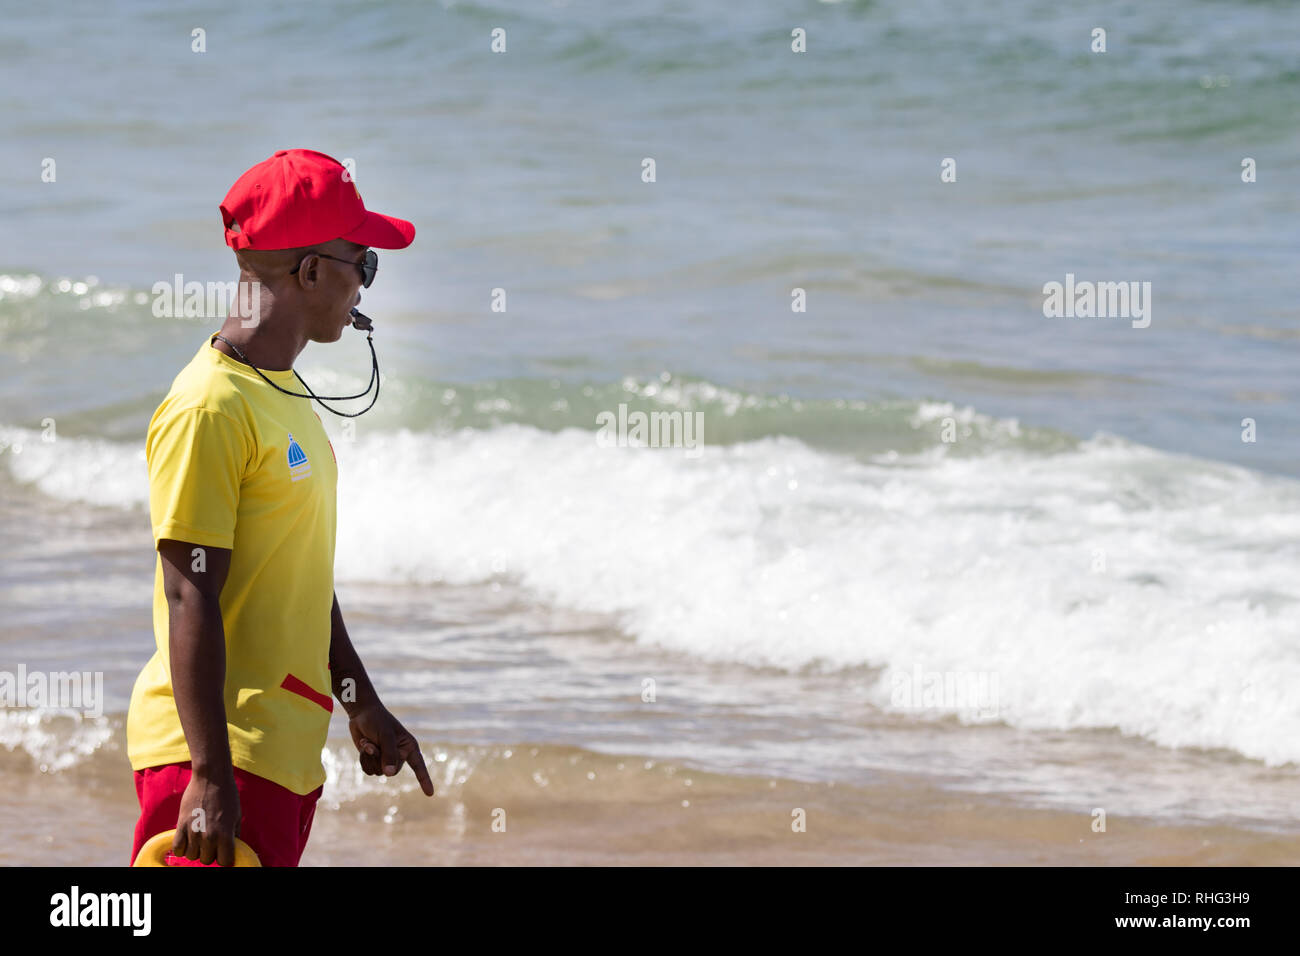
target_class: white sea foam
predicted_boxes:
[332,425,1300,766]
[3,419,1298,765]
[0,425,147,508]
[0,709,116,772]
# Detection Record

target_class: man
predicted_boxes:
[127,149,434,868]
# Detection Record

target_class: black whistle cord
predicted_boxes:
[210,322,380,418]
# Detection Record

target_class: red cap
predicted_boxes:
[219,149,415,251]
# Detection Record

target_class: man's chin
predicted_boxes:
[311,323,348,344]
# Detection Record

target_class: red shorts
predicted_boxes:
[129,761,323,867]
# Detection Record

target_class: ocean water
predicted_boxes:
[2,0,1300,861]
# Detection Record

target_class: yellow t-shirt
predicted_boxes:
[127,334,338,795]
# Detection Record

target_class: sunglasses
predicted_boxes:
[290,249,378,288]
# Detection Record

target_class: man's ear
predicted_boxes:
[295,253,320,288]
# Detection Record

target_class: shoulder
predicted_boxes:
[150,343,255,433]
[146,345,259,461]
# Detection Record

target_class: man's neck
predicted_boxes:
[211,315,305,372]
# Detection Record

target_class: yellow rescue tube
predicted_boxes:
[132,829,261,867]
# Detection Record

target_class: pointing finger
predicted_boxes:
[402,740,435,796]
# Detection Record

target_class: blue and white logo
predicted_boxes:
[287,432,312,481]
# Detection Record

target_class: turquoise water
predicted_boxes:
[2,0,1298,469]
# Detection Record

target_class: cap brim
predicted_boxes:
[342,210,415,250]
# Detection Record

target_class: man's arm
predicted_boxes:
[329,591,436,794]
[328,590,381,717]
[158,537,242,865]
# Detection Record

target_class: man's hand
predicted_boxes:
[172,766,241,866]
[347,702,435,796]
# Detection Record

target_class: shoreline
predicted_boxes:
[3,738,1297,867]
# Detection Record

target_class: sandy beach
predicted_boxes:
[5,727,1299,867]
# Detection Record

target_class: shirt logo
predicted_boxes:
[287,432,312,481]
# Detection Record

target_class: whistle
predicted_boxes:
[350,308,374,332]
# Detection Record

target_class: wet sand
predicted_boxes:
[4,737,1296,867]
